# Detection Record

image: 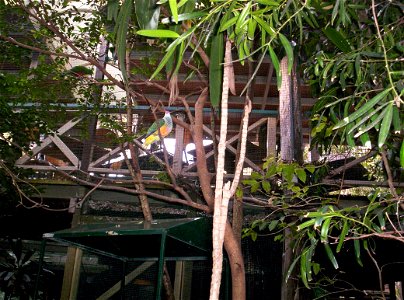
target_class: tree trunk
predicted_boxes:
[193,58,246,300]
[210,39,248,300]
[279,56,300,300]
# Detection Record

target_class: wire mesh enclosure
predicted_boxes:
[65,252,217,300]
[35,218,233,300]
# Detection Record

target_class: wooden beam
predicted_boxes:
[96,262,155,300]
[49,135,79,167]
[15,116,84,165]
[174,261,193,300]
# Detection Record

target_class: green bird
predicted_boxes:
[142,111,173,148]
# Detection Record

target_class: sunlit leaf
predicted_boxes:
[297,219,316,231]
[254,0,279,6]
[161,11,207,24]
[137,29,180,38]
[235,2,251,35]
[253,15,276,37]
[169,0,179,23]
[333,88,392,130]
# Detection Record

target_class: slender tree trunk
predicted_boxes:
[280,56,295,300]
[193,63,246,300]
[210,39,248,300]
[280,56,303,300]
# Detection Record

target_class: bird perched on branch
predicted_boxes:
[142,111,173,148]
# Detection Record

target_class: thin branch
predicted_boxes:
[371,0,401,105]
[365,247,386,300]
[0,35,83,60]
[380,149,404,210]
[325,149,377,178]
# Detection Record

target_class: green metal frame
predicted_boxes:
[36,217,213,300]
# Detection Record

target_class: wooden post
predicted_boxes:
[174,261,193,300]
[173,114,185,174]
[266,117,277,158]
[60,208,82,300]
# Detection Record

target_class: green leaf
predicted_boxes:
[268,45,281,90]
[161,11,207,24]
[282,164,295,182]
[295,168,307,183]
[169,0,179,23]
[265,163,277,178]
[353,108,387,138]
[209,33,224,108]
[247,18,257,40]
[135,0,160,29]
[347,101,389,135]
[177,0,188,8]
[324,243,339,269]
[254,0,279,5]
[262,180,271,193]
[253,15,276,37]
[107,0,119,21]
[114,0,133,82]
[267,220,279,231]
[312,262,321,275]
[150,39,181,79]
[336,219,349,253]
[219,15,238,32]
[378,102,393,148]
[333,88,392,130]
[300,248,310,288]
[320,217,332,243]
[400,139,404,169]
[235,2,251,35]
[331,0,340,25]
[279,33,294,74]
[137,29,180,38]
[323,27,351,53]
[285,253,301,284]
[297,219,316,231]
[377,211,386,230]
[250,171,262,180]
[392,106,401,134]
[359,132,371,147]
[305,164,315,174]
[354,239,363,267]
